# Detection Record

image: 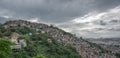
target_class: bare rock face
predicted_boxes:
[4,20,117,58]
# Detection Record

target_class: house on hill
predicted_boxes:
[9,33,27,50]
[47,38,52,43]
[19,39,27,47]
[10,33,20,44]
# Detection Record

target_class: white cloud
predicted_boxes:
[57,5,120,38]
[3,15,12,19]
[72,11,106,23]
[27,18,39,23]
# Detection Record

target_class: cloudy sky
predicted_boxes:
[0,0,120,38]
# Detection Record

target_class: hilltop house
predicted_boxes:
[41,30,45,34]
[9,33,27,50]
[47,38,52,43]
[9,33,19,44]
[19,39,27,47]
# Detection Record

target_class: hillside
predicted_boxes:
[0,23,80,58]
[0,20,117,58]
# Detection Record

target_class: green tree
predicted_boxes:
[3,31,12,36]
[0,26,5,33]
[0,38,13,58]
[33,54,46,58]
[0,32,3,37]
[115,53,120,58]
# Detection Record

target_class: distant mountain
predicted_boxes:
[0,17,9,24]
[0,16,17,24]
[0,20,117,58]
[87,38,120,58]
[88,38,120,45]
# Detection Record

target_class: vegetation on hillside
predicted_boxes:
[0,38,13,58]
[0,25,81,58]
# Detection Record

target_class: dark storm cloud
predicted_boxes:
[94,0,120,11]
[0,0,120,38]
[109,19,120,23]
[0,0,120,23]
[93,20,107,26]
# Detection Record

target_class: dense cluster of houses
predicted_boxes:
[100,44,120,54]
[4,32,27,50]
[4,20,116,58]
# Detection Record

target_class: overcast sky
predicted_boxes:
[0,0,120,38]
